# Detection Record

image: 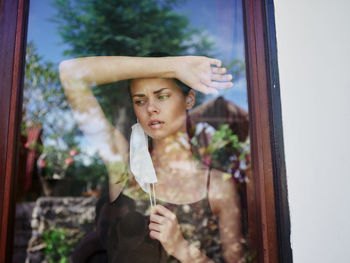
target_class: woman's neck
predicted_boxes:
[151,131,193,165]
[151,132,208,204]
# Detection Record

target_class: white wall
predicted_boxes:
[274,0,350,262]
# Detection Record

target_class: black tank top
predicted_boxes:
[106,169,223,263]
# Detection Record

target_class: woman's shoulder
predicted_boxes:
[207,168,240,215]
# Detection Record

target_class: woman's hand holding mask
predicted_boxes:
[149,205,185,256]
[149,205,214,263]
[175,56,233,95]
[149,205,200,262]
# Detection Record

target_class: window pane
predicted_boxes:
[14,1,253,262]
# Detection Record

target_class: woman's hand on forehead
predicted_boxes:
[175,56,233,95]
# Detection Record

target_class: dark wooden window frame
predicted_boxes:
[0,0,292,262]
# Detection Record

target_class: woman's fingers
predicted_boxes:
[149,204,186,255]
[149,230,161,240]
[212,73,232,82]
[194,83,218,95]
[152,205,176,220]
[209,58,222,67]
[196,78,233,94]
[179,56,233,94]
[149,222,161,232]
[210,81,234,89]
[207,87,220,94]
[211,67,226,74]
[150,213,166,224]
[149,205,174,241]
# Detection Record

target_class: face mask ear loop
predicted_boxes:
[149,183,154,208]
[152,183,157,206]
[148,183,156,208]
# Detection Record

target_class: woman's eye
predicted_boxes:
[158,94,169,100]
[134,100,145,105]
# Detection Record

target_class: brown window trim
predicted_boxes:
[0,0,29,261]
[262,0,293,262]
[243,0,277,261]
[243,0,292,262]
[0,0,292,262]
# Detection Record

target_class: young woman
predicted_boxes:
[59,56,245,263]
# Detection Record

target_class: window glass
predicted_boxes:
[14,0,252,262]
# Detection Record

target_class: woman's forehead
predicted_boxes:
[130,78,180,94]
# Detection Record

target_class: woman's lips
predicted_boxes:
[148,120,165,129]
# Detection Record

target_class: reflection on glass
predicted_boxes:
[14,0,252,262]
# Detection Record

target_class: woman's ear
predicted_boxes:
[185,90,196,110]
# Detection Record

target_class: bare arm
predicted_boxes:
[209,169,245,262]
[59,63,128,201]
[59,56,181,86]
[60,56,232,94]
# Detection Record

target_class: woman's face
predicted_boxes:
[130,78,194,140]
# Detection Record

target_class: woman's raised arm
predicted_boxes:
[59,58,133,201]
[59,56,180,86]
[60,56,233,94]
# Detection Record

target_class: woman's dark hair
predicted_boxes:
[128,51,191,97]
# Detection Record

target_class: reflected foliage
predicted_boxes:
[52,0,213,57]
[43,227,83,263]
[23,44,107,194]
[191,124,250,182]
[66,154,108,190]
[23,42,68,130]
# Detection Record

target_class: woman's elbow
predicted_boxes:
[59,59,91,90]
[59,59,76,82]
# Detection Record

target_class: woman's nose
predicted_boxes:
[146,100,159,115]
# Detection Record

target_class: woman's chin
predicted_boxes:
[147,129,187,141]
[147,130,168,140]
[143,122,187,141]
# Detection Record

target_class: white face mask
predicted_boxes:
[129,123,157,206]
